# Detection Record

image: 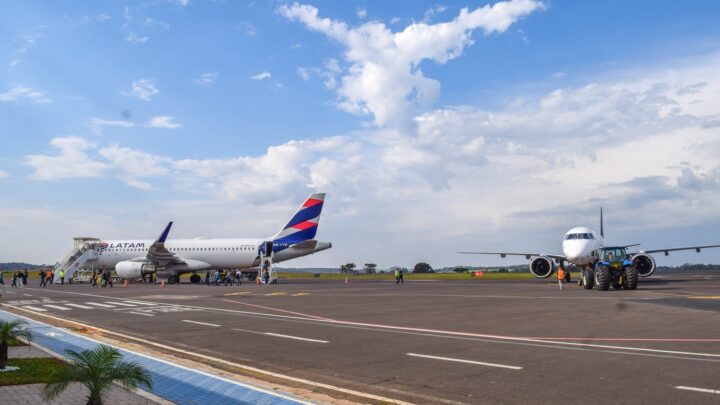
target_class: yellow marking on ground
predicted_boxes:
[688,296,720,300]
[223,292,253,296]
[636,290,689,298]
[265,292,287,296]
[291,293,311,297]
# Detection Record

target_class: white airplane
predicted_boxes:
[96,193,331,283]
[459,209,720,290]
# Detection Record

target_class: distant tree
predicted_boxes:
[339,264,347,273]
[363,263,377,274]
[453,267,469,273]
[345,263,356,273]
[413,262,433,273]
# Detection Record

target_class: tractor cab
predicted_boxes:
[599,247,630,267]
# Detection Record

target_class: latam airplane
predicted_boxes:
[459,209,720,289]
[97,193,331,283]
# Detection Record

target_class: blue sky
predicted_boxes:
[2,1,720,267]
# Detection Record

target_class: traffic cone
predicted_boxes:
[123,279,128,288]
[160,280,165,288]
[344,277,349,284]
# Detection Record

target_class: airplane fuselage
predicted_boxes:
[94,238,331,271]
[561,226,604,266]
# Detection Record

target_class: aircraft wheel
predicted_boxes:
[594,266,610,291]
[189,274,201,284]
[582,269,594,290]
[247,274,257,282]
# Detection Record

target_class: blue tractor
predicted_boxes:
[593,247,638,291]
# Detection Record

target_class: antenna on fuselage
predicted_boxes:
[600,207,604,238]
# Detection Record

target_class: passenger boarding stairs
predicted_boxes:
[258,251,278,284]
[52,237,100,283]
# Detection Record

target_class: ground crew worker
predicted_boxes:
[22,269,28,286]
[39,269,47,287]
[394,268,400,284]
[557,264,566,290]
[59,269,66,285]
[399,268,404,284]
[46,270,53,285]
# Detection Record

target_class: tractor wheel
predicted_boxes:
[594,265,610,291]
[582,269,594,289]
[624,265,639,290]
[189,274,201,284]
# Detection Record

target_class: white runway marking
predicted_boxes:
[676,386,720,395]
[129,311,155,317]
[23,305,47,312]
[106,302,137,307]
[85,302,115,308]
[182,320,220,327]
[42,304,71,311]
[264,332,329,344]
[65,303,93,309]
[122,300,159,306]
[407,353,523,370]
[23,294,33,296]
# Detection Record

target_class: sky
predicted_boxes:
[1,0,720,269]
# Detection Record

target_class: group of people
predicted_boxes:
[204,269,243,286]
[0,268,62,287]
[90,269,114,288]
[394,268,404,284]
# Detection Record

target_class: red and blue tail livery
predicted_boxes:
[273,193,325,245]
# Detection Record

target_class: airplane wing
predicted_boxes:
[637,244,720,256]
[457,252,566,260]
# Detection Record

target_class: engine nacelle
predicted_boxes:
[631,253,656,277]
[529,256,555,278]
[115,261,156,279]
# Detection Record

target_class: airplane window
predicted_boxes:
[566,234,576,240]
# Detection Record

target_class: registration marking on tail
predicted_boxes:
[406,353,523,370]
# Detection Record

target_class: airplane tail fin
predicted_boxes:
[600,207,604,239]
[272,193,325,244]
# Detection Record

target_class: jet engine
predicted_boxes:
[631,253,656,277]
[529,256,555,278]
[115,261,156,279]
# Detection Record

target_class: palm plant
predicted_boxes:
[44,345,152,405]
[0,319,32,370]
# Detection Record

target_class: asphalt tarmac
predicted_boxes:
[2,272,719,404]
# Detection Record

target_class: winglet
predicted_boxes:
[157,221,173,243]
[600,207,604,238]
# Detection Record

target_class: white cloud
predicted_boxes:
[64,14,111,26]
[145,17,170,32]
[126,33,149,44]
[0,170,8,179]
[146,116,182,129]
[251,71,272,81]
[194,71,219,85]
[25,137,111,180]
[87,118,134,135]
[0,85,52,104]
[239,21,256,36]
[98,144,169,189]
[125,78,159,101]
[356,7,367,19]
[279,0,544,129]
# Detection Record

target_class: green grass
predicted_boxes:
[276,272,581,280]
[6,338,27,347]
[0,358,69,386]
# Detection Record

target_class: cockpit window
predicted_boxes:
[565,234,576,240]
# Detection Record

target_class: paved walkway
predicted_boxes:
[1,382,159,405]
[0,310,311,405]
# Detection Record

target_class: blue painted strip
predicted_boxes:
[0,310,309,405]
[284,204,323,229]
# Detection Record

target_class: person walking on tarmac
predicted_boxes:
[399,268,404,284]
[22,269,29,286]
[0,269,4,285]
[394,268,400,284]
[204,271,210,286]
[39,269,47,287]
[557,263,566,290]
[59,269,65,285]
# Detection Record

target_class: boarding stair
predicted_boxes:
[52,237,100,283]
